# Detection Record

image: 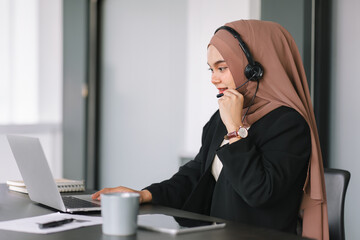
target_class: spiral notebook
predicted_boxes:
[6,178,85,194]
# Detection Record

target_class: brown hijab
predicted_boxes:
[209,20,329,240]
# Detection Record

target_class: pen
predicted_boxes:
[38,218,74,229]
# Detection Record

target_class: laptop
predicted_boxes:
[7,135,101,213]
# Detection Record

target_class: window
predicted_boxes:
[0,0,62,124]
[0,0,63,181]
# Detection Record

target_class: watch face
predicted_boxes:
[238,127,248,138]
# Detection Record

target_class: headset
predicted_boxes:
[214,26,264,98]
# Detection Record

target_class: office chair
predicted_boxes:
[324,168,350,240]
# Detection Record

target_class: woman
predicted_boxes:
[92,20,328,240]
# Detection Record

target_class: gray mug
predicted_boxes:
[101,192,140,236]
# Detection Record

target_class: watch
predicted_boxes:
[224,126,248,140]
[238,126,249,138]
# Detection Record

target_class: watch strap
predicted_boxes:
[224,130,239,140]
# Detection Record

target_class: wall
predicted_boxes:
[99,0,187,189]
[99,0,261,189]
[329,0,360,239]
[184,0,260,157]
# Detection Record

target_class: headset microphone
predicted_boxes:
[216,79,250,98]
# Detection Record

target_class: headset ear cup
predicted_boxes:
[244,62,264,81]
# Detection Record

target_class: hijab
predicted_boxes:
[209,20,329,240]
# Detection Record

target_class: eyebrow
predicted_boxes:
[207,60,226,67]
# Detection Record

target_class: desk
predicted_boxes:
[0,184,310,240]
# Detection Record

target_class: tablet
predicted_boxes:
[137,214,226,235]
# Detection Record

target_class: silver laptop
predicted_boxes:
[7,135,101,213]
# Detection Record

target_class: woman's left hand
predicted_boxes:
[218,89,244,133]
[91,186,152,204]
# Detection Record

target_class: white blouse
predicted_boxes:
[211,139,229,181]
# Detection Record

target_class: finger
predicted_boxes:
[91,189,104,200]
[218,96,227,105]
[91,188,111,200]
[224,90,245,104]
[91,191,102,200]
[218,92,233,100]
[223,89,241,97]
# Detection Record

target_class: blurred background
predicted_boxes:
[0,0,359,239]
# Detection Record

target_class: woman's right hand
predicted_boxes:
[218,89,244,130]
[91,186,152,204]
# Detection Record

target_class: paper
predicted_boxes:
[0,212,102,234]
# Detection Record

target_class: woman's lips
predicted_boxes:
[218,88,228,94]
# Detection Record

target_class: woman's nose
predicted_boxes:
[211,73,221,84]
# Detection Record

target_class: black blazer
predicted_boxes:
[145,106,310,234]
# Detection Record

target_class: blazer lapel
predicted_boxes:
[204,114,227,171]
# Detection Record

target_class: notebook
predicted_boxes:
[7,135,101,213]
[7,178,85,194]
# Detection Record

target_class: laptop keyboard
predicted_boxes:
[62,196,100,208]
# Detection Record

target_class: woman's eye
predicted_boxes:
[219,67,227,72]
[208,68,214,73]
